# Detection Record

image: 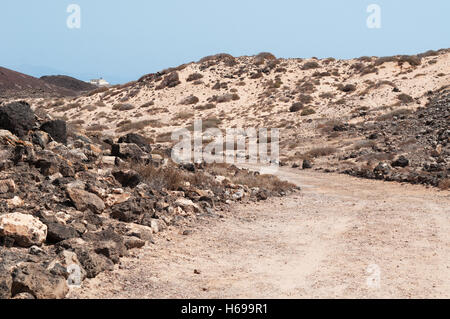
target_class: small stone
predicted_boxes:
[0,179,15,194]
[67,187,105,214]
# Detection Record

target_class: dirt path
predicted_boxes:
[69,168,450,299]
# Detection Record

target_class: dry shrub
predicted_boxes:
[232,173,296,193]
[398,55,422,66]
[305,146,337,158]
[301,108,316,116]
[59,102,81,112]
[353,140,376,150]
[81,105,97,112]
[186,73,204,82]
[156,132,173,143]
[199,53,236,67]
[88,87,109,96]
[397,93,414,104]
[298,94,313,104]
[250,72,263,79]
[317,119,345,134]
[186,117,222,131]
[173,112,193,121]
[339,83,357,93]
[374,56,398,66]
[180,95,199,105]
[86,124,108,132]
[195,103,216,111]
[319,92,335,99]
[214,93,240,103]
[301,61,320,70]
[438,179,450,190]
[289,102,304,113]
[135,164,184,191]
[255,52,277,60]
[140,101,154,108]
[116,119,160,133]
[376,108,412,121]
[112,103,135,111]
[297,81,316,94]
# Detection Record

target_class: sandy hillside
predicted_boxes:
[12,49,450,188]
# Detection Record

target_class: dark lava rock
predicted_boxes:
[0,102,35,138]
[302,159,312,169]
[113,169,142,188]
[46,222,80,244]
[111,143,145,161]
[118,133,151,152]
[111,198,155,224]
[11,262,68,299]
[40,120,67,144]
[392,156,409,168]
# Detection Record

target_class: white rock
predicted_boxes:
[0,213,47,247]
[6,196,24,208]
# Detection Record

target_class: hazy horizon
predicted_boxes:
[2,0,449,84]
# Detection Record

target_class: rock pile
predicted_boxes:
[0,101,295,299]
[343,88,449,187]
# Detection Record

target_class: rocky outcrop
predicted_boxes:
[0,104,295,299]
[0,102,35,138]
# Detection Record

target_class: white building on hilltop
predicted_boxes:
[90,77,110,87]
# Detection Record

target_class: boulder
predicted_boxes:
[302,159,312,169]
[113,170,142,188]
[57,238,114,279]
[46,222,79,244]
[0,213,47,247]
[110,198,155,223]
[40,120,67,144]
[75,248,114,279]
[11,262,69,299]
[111,143,145,161]
[67,187,105,214]
[118,133,151,152]
[82,228,127,264]
[392,156,409,168]
[0,102,35,138]
[174,198,201,213]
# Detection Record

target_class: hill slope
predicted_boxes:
[39,49,450,187]
[0,67,78,98]
[40,75,97,93]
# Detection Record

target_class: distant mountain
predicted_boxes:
[40,75,97,93]
[0,67,87,98]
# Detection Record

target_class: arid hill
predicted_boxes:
[27,49,449,188]
[0,67,81,99]
[40,75,97,94]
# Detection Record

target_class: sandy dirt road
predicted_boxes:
[69,167,450,299]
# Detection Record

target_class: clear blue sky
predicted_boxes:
[1,0,449,84]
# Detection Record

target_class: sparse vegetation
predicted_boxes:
[301,61,320,70]
[301,108,316,116]
[289,103,304,113]
[397,93,414,104]
[113,103,135,111]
